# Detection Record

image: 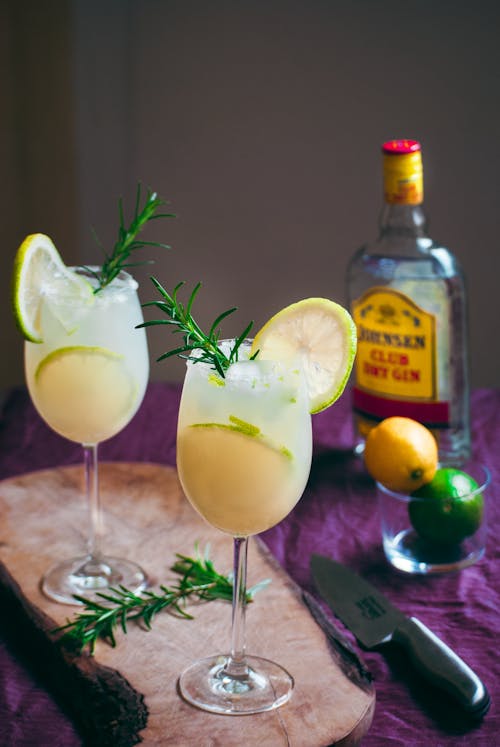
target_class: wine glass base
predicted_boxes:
[179,654,294,714]
[41,555,148,605]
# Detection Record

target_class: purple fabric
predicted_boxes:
[0,383,498,746]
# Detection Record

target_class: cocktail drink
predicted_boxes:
[141,278,356,715]
[25,266,150,604]
[142,278,356,714]
[140,267,356,712]
[12,189,171,604]
[176,340,312,713]
[25,268,148,445]
[177,341,312,536]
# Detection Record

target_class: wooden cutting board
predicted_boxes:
[0,463,374,746]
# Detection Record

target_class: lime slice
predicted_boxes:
[12,233,94,343]
[250,298,357,413]
[190,416,293,458]
[34,345,137,443]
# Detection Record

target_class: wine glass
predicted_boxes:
[24,267,150,604]
[176,340,313,714]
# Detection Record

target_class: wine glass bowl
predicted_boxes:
[24,267,150,604]
[176,340,312,713]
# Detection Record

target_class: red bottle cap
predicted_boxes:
[382,139,421,155]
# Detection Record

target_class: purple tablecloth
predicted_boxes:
[0,384,498,746]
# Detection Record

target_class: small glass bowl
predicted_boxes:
[377,461,490,574]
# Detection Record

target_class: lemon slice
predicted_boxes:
[250,298,357,414]
[12,233,94,343]
[34,345,137,443]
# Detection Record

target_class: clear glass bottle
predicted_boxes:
[346,139,470,466]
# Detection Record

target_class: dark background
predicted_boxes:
[2,0,499,389]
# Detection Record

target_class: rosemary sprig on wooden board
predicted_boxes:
[54,549,269,654]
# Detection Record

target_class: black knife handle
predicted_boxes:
[392,616,490,717]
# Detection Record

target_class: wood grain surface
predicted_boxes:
[0,463,375,746]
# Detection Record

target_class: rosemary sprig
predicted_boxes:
[88,183,175,292]
[139,276,257,377]
[54,549,270,654]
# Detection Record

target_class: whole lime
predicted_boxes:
[408,468,484,545]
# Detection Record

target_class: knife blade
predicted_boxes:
[310,554,490,717]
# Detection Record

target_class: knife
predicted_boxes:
[310,554,490,718]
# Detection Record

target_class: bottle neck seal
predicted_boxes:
[382,139,423,205]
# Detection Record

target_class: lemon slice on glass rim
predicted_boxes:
[250,297,357,414]
[12,233,94,343]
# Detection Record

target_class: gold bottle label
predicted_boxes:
[352,287,450,425]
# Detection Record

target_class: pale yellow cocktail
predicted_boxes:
[177,341,312,536]
[25,267,149,445]
[142,275,356,716]
[12,188,171,606]
[23,265,150,604]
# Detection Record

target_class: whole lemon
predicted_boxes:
[409,468,484,545]
[364,416,438,493]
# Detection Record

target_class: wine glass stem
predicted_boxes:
[226,536,248,676]
[83,443,102,561]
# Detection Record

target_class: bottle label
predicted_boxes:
[352,287,450,425]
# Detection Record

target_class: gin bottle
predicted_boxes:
[346,139,470,466]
